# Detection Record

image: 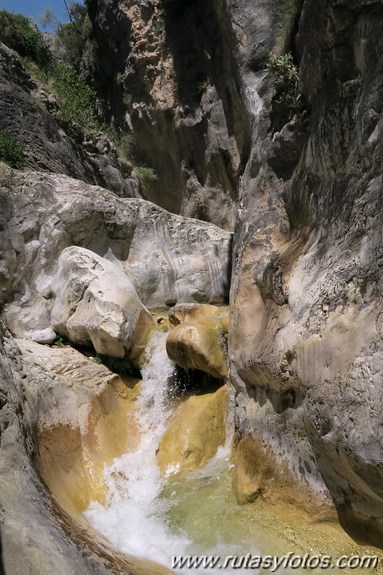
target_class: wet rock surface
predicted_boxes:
[166,303,229,378]
[0,323,173,575]
[157,385,229,475]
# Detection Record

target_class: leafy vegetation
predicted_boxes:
[51,335,70,347]
[118,133,136,158]
[135,165,158,192]
[55,3,98,80]
[0,9,53,69]
[152,8,165,35]
[0,6,142,167]
[280,0,301,18]
[266,52,301,116]
[50,63,98,129]
[0,131,24,169]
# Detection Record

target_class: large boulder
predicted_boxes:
[0,170,231,340]
[51,246,154,362]
[157,385,229,476]
[168,302,228,328]
[166,303,229,378]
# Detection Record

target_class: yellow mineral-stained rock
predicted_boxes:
[166,304,229,379]
[168,303,228,328]
[16,340,141,520]
[157,385,229,475]
[233,434,273,505]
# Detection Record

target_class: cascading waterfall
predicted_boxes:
[82,332,375,575]
[84,331,190,565]
[83,330,257,574]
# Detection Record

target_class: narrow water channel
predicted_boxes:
[83,332,382,575]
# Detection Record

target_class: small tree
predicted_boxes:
[55,2,96,79]
[266,52,301,114]
[0,10,53,69]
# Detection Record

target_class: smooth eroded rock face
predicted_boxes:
[0,324,172,575]
[1,170,232,341]
[229,0,383,546]
[166,313,228,379]
[51,246,154,362]
[157,385,229,476]
[168,303,228,328]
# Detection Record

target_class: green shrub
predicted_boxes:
[0,131,24,168]
[51,63,98,130]
[266,52,301,113]
[280,0,301,17]
[118,133,136,158]
[135,165,158,192]
[152,8,165,34]
[0,10,53,69]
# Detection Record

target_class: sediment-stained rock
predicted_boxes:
[0,323,172,575]
[157,385,229,476]
[229,0,383,546]
[166,304,228,379]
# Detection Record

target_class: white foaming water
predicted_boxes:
[84,331,192,565]
[83,331,258,574]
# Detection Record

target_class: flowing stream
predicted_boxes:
[83,332,381,575]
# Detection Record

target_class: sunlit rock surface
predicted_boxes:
[0,323,173,575]
[1,169,231,342]
[0,42,140,197]
[157,385,229,475]
[51,246,154,363]
[166,304,229,378]
[228,0,383,546]
[0,0,382,564]
[88,0,250,230]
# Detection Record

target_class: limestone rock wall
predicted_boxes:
[0,42,140,198]
[0,0,382,559]
[87,0,251,230]
[0,169,231,345]
[228,0,383,545]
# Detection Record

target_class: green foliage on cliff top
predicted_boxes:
[55,3,98,80]
[0,131,24,169]
[0,10,53,69]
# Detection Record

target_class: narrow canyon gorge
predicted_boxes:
[0,0,382,573]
